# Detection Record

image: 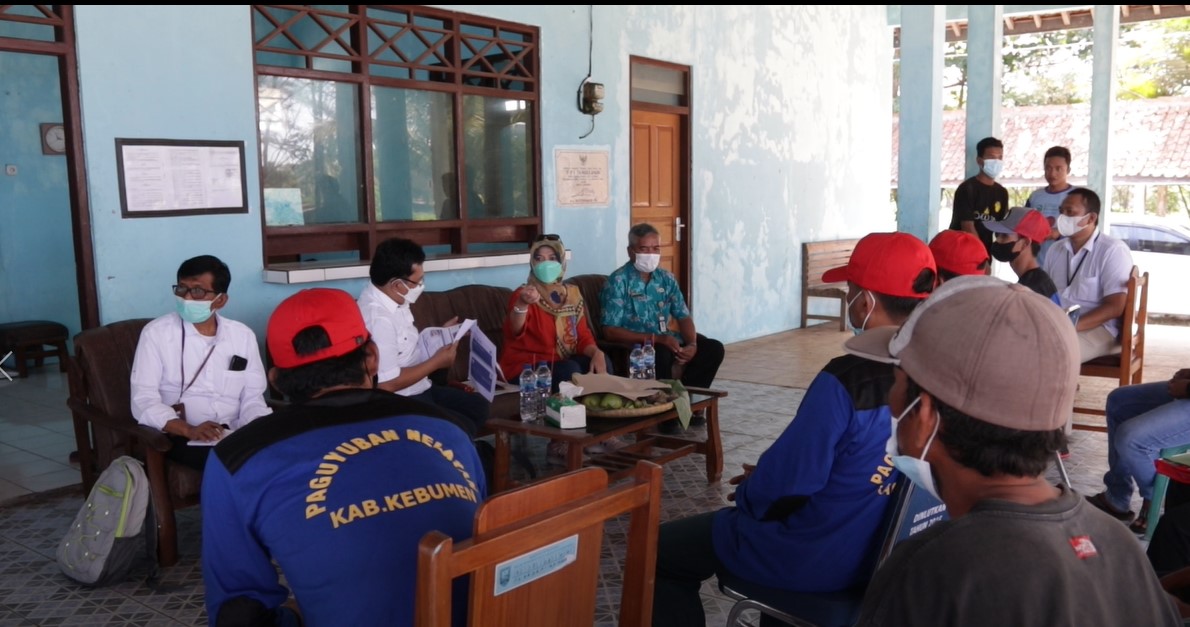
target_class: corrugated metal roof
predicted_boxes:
[891,96,1190,187]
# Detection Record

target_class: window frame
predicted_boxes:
[251,4,542,267]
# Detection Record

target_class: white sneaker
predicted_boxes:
[585,435,631,455]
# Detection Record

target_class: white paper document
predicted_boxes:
[187,428,235,446]
[417,319,478,362]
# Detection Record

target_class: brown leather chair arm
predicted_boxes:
[66,397,174,452]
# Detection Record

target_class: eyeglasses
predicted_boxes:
[399,277,425,289]
[533,233,561,243]
[172,284,220,299]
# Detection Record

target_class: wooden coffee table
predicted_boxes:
[487,387,726,493]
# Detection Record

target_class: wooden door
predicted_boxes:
[630,109,687,292]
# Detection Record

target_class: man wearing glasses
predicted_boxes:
[358,237,490,437]
[130,255,271,469]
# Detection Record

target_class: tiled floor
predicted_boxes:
[1,323,1186,626]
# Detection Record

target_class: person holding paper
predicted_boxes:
[500,233,610,391]
[359,237,490,436]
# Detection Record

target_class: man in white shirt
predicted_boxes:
[130,255,271,470]
[358,238,490,436]
[1041,187,1134,364]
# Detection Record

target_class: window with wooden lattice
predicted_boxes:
[252,5,541,265]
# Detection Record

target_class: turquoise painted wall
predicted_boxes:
[0,51,80,339]
[62,5,892,346]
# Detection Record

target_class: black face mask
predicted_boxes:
[989,241,1020,263]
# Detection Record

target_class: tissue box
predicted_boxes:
[545,396,586,429]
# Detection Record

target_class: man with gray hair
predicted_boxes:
[600,223,724,397]
[847,276,1178,626]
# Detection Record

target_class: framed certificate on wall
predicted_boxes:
[116,138,248,218]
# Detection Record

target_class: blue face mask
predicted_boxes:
[981,159,1004,179]
[532,260,563,284]
[886,396,942,501]
[175,296,215,324]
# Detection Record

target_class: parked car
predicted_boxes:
[1108,215,1190,316]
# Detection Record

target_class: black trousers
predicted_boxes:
[165,434,212,471]
[653,511,727,627]
[654,333,725,388]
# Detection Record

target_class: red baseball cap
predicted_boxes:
[821,232,936,299]
[267,288,370,368]
[928,230,989,277]
[986,207,1052,244]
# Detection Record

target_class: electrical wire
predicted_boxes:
[578,5,596,139]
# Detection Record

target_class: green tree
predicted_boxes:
[1119,18,1190,99]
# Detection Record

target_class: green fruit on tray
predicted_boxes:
[582,395,603,410]
[600,394,625,410]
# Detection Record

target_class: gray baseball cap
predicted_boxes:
[843,275,1078,431]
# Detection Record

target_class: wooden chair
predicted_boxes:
[66,318,203,567]
[416,460,662,627]
[801,239,859,331]
[1072,266,1149,432]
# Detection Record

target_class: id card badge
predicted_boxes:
[171,402,187,422]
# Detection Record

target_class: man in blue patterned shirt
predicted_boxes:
[600,223,724,393]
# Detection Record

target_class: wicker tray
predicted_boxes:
[586,401,674,420]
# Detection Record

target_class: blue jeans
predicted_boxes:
[1103,382,1190,511]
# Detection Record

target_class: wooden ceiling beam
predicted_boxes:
[896,6,1190,47]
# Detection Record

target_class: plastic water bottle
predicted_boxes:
[642,340,656,380]
[535,361,552,418]
[519,364,537,422]
[629,344,644,379]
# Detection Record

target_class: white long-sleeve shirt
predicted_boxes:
[357,283,432,396]
[130,312,272,431]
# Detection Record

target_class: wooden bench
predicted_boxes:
[0,320,69,378]
[801,239,859,331]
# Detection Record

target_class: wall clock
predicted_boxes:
[41,123,66,155]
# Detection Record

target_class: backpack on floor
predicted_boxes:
[56,455,158,587]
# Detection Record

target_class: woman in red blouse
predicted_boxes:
[499,234,609,391]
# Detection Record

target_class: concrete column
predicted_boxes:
[896,6,946,240]
[1089,5,1119,226]
[964,5,1003,178]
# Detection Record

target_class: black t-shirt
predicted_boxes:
[1018,267,1058,300]
[949,176,1010,252]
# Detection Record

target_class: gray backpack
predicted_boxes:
[57,455,158,587]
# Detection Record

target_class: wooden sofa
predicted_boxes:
[409,274,624,421]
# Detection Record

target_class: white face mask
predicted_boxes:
[887,396,942,502]
[846,289,874,337]
[392,280,425,304]
[634,253,661,274]
[1055,213,1090,238]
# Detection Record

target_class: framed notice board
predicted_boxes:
[115,138,248,218]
